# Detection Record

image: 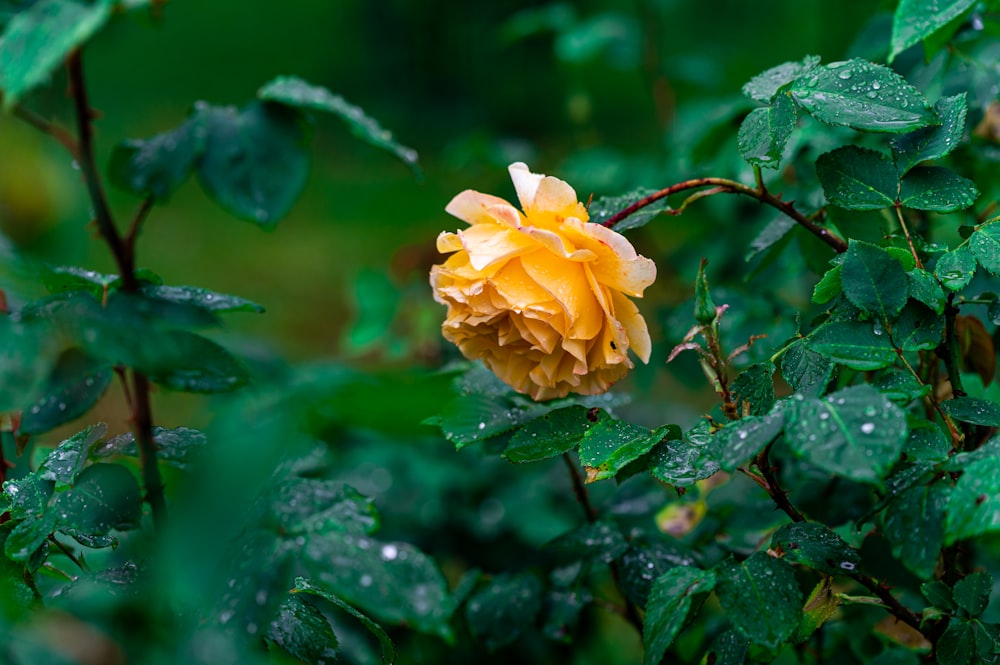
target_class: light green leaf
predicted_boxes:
[258,75,419,173]
[891,94,968,174]
[742,55,821,103]
[643,566,716,665]
[842,240,909,319]
[0,0,111,107]
[812,264,843,304]
[784,384,908,483]
[890,0,978,63]
[791,59,936,133]
[578,414,673,482]
[737,92,797,169]
[971,223,1000,275]
[715,553,802,649]
[899,167,978,212]
[935,246,976,291]
[817,146,898,211]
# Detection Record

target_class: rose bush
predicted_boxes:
[430,162,656,400]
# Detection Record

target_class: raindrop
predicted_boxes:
[838,71,852,80]
[839,561,856,571]
[219,610,234,624]
[477,422,486,430]
[381,544,399,561]
[360,574,373,587]
[860,422,875,435]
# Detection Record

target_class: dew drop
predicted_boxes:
[381,544,398,561]
[860,422,875,434]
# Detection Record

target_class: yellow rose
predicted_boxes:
[430,162,656,401]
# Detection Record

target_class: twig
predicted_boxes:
[132,372,166,529]
[894,205,924,270]
[601,176,848,254]
[12,105,79,156]
[48,535,90,573]
[753,443,806,523]
[124,196,155,259]
[851,572,923,631]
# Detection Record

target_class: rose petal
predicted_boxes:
[446,190,519,226]
[508,162,544,212]
[459,224,536,272]
[611,290,652,363]
[562,219,656,297]
[520,252,603,340]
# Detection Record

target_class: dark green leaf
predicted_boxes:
[19,349,112,436]
[542,587,593,643]
[816,147,898,211]
[0,0,110,107]
[108,116,207,200]
[842,240,909,319]
[578,414,673,483]
[874,369,931,403]
[883,481,950,579]
[195,101,309,227]
[806,319,897,371]
[922,580,956,610]
[587,187,671,233]
[265,479,378,537]
[942,397,1000,426]
[93,426,207,470]
[2,473,52,520]
[715,553,802,649]
[784,384,908,483]
[742,55,820,103]
[892,301,944,352]
[55,463,142,537]
[737,92,797,169]
[266,595,339,665]
[465,573,542,651]
[891,94,968,174]
[812,264,842,304]
[781,340,834,397]
[503,405,593,463]
[904,422,951,462]
[791,59,936,133]
[545,521,628,563]
[711,412,784,472]
[37,423,107,486]
[4,511,55,562]
[899,167,978,212]
[936,246,977,291]
[890,0,977,63]
[971,224,1000,275]
[908,268,946,315]
[618,539,697,609]
[258,75,419,173]
[872,649,921,665]
[38,264,117,297]
[937,618,976,665]
[292,577,395,665]
[731,362,776,416]
[947,457,1000,544]
[648,423,719,487]
[746,216,796,265]
[141,285,264,314]
[954,571,992,617]
[0,316,50,412]
[642,566,716,665]
[771,521,861,576]
[694,258,717,325]
[0,523,34,620]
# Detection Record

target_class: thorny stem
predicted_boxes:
[66,49,166,531]
[560,454,644,634]
[753,444,806,523]
[12,105,79,155]
[601,176,848,254]
[852,573,923,632]
[894,205,924,270]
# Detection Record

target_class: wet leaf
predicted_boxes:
[264,479,378,537]
[587,187,671,233]
[37,424,107,486]
[266,595,339,665]
[141,285,264,314]
[19,349,112,436]
[465,573,542,651]
[953,571,992,617]
[544,521,628,563]
[890,0,977,63]
[743,55,820,102]
[892,94,968,174]
[942,397,1000,427]
[935,245,976,291]
[642,566,716,665]
[503,405,594,463]
[781,340,834,397]
[946,457,1000,544]
[711,411,784,472]
[937,618,976,665]
[55,463,142,537]
[898,167,978,212]
[807,319,898,371]
[731,362,776,416]
[108,115,207,201]
[648,423,719,487]
[907,268,946,314]
[93,426,208,470]
[892,301,944,352]
[842,240,909,319]
[971,223,1000,276]
[737,92,797,169]
[715,553,802,649]
[816,146,898,211]
[292,577,395,665]
[771,521,861,576]
[882,481,950,579]
[618,538,697,609]
[578,414,674,483]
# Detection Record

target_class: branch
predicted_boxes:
[851,572,923,632]
[601,177,848,254]
[12,105,79,156]
[753,443,807,523]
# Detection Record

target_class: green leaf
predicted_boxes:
[264,479,378,537]
[954,571,992,617]
[937,618,976,665]
[922,580,956,610]
[908,268,946,315]
[542,587,593,643]
[731,362,776,417]
[842,240,909,319]
[141,285,264,314]
[875,369,931,403]
[587,187,671,233]
[54,462,142,537]
[0,316,50,412]
[892,301,944,352]
[19,349,112,436]
[4,511,56,562]
[258,75,419,173]
[806,319,897,371]
[971,223,1000,276]
[618,538,697,609]
[705,630,750,665]
[38,264,117,298]
[946,457,1000,544]
[578,414,673,482]
[816,147,898,211]
[302,533,451,638]
[648,423,720,487]
[942,397,1000,427]
[465,573,542,651]
[108,115,207,201]
[545,521,628,563]
[292,577,395,665]
[0,0,111,107]
[936,246,977,291]
[142,330,249,394]
[771,522,861,576]
[715,553,802,649]
[899,167,978,212]
[503,405,593,463]
[711,412,784,472]
[737,92,797,169]
[93,426,207,470]
[790,59,936,133]
[891,94,968,174]
[37,423,107,486]
[742,55,821,103]
[784,384,908,483]
[812,264,843,304]
[780,341,834,397]
[882,481,950,579]
[798,578,841,641]
[694,258,717,325]
[266,595,339,665]
[642,566,716,665]
[195,101,309,227]
[890,0,977,63]
[2,473,52,521]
